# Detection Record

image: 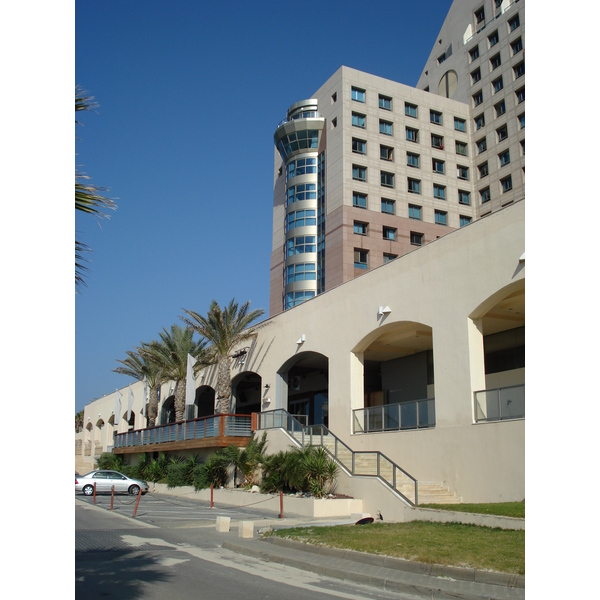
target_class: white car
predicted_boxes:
[75,470,149,496]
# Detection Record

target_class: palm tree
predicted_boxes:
[145,324,209,422]
[75,87,116,290]
[181,299,265,414]
[114,346,163,427]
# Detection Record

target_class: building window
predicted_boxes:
[287,157,317,180]
[285,290,316,310]
[353,192,367,209]
[383,253,397,264]
[410,231,423,246]
[501,175,513,192]
[480,187,491,203]
[508,14,520,32]
[475,7,485,25]
[286,183,317,205]
[352,164,367,181]
[434,210,447,225]
[471,68,481,85]
[285,263,316,284]
[492,76,504,94]
[406,127,419,143]
[469,45,480,62]
[379,94,392,110]
[432,158,445,174]
[409,204,422,220]
[380,171,395,188]
[488,30,499,48]
[285,209,316,232]
[431,134,444,149]
[511,37,523,56]
[354,249,368,269]
[515,87,525,104]
[499,150,510,167]
[497,124,508,142]
[381,198,395,214]
[383,226,396,241]
[405,103,418,118]
[379,120,393,136]
[430,110,443,125]
[380,145,393,161]
[351,86,365,103]
[476,137,487,154]
[490,53,501,71]
[494,100,506,117]
[473,90,483,107]
[518,113,525,129]
[456,141,468,156]
[285,235,317,258]
[513,61,525,80]
[353,221,368,235]
[352,138,366,155]
[407,178,421,194]
[520,140,525,156]
[407,152,420,168]
[457,165,469,180]
[352,112,366,128]
[460,215,472,227]
[331,92,337,103]
[478,162,489,178]
[433,184,446,200]
[454,117,466,132]
[437,52,446,65]
[475,113,485,130]
[458,190,470,205]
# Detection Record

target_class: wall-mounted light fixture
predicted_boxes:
[296,334,306,345]
[264,383,271,390]
[378,306,392,317]
[519,252,525,263]
[264,397,271,404]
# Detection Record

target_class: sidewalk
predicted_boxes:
[218,518,525,600]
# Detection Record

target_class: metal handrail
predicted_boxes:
[258,409,418,506]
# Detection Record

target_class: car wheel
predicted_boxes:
[129,485,140,496]
[83,485,94,496]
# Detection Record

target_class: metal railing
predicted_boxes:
[474,384,524,423]
[353,398,435,434]
[113,414,252,449]
[258,409,419,506]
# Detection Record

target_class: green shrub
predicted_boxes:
[96,452,124,471]
[193,453,229,490]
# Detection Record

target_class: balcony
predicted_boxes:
[112,413,253,455]
[474,384,524,423]
[353,398,436,434]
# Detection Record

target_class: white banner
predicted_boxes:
[185,353,197,406]
[114,389,122,425]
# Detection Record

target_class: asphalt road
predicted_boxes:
[76,497,423,600]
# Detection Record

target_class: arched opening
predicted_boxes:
[231,372,261,415]
[160,395,176,424]
[95,419,104,441]
[192,385,216,419]
[278,352,329,426]
[122,411,135,430]
[354,321,434,432]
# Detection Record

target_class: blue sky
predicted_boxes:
[74,0,455,412]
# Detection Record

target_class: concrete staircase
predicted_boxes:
[293,429,461,505]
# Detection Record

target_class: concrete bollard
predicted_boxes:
[216,516,231,533]
[238,521,254,539]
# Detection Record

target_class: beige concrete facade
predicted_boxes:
[78,200,525,503]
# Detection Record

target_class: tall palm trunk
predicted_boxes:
[174,380,186,422]
[147,386,159,427]
[216,355,232,414]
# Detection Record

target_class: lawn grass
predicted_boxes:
[267,521,524,575]
[418,501,525,519]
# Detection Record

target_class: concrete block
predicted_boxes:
[216,516,230,533]
[238,521,254,538]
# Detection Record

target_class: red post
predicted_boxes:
[279,490,283,519]
[93,482,97,504]
[132,486,142,518]
[110,486,115,510]
[210,484,214,509]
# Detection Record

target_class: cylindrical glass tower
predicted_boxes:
[274,100,325,310]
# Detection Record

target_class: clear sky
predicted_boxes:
[75,0,454,412]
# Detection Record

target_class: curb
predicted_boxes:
[223,535,524,592]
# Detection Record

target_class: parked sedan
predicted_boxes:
[75,470,149,496]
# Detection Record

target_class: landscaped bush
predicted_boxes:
[166,455,203,488]
[96,452,124,471]
[193,453,229,490]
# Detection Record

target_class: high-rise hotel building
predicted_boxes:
[270,0,524,316]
